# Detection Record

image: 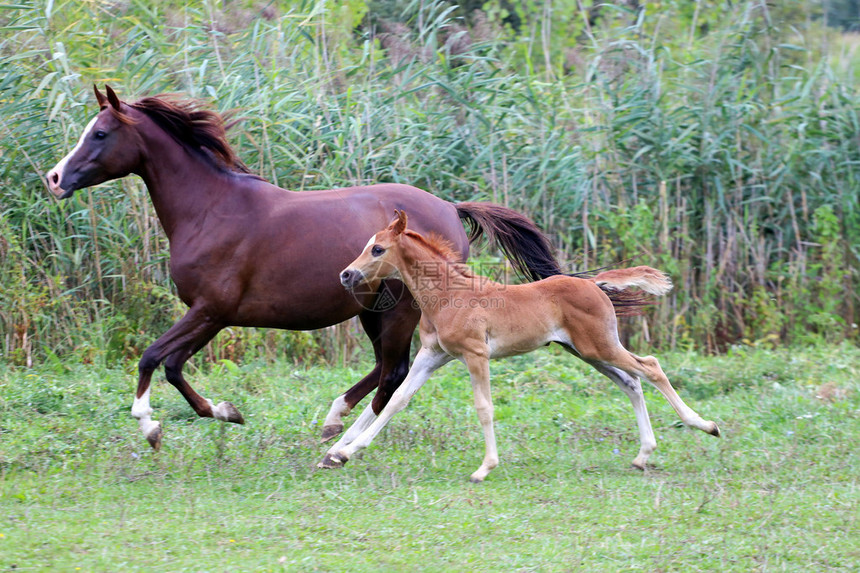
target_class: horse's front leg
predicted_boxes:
[321,368,378,442]
[133,307,224,450]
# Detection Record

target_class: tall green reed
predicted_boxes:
[0,1,856,367]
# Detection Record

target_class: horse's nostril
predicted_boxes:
[50,171,59,184]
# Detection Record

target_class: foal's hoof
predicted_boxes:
[631,461,647,471]
[214,402,245,425]
[317,452,348,469]
[708,422,721,438]
[146,425,163,451]
[320,424,343,443]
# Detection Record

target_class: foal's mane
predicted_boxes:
[116,95,257,176]
[403,229,475,278]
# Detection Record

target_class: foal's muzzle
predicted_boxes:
[340,269,366,290]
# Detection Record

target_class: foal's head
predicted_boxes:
[340,210,409,290]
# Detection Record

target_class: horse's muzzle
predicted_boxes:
[46,167,75,199]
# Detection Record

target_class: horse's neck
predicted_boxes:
[136,125,245,239]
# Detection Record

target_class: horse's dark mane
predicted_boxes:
[404,230,475,279]
[121,95,259,177]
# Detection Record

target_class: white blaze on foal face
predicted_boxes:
[343,231,401,287]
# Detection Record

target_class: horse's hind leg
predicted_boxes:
[321,363,380,442]
[163,341,244,424]
[588,362,657,469]
[321,282,419,442]
[133,307,226,449]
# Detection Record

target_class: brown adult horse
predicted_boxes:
[322,211,721,481]
[45,85,564,450]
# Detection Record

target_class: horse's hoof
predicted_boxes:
[215,401,245,425]
[320,424,343,443]
[631,461,646,471]
[317,452,347,469]
[146,425,163,451]
[708,422,721,438]
[468,475,485,484]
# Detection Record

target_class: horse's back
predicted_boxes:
[283,183,469,257]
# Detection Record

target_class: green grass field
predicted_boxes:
[1,344,858,571]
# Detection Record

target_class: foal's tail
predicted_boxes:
[591,266,673,316]
[454,202,670,315]
[593,266,672,295]
[456,202,563,281]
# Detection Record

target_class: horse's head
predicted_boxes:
[46,85,142,198]
[340,210,409,290]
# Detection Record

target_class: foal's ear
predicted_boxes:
[391,209,408,235]
[94,85,108,109]
[105,85,121,111]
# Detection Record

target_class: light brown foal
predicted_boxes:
[321,211,720,482]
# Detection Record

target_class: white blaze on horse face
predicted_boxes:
[46,115,98,196]
[131,387,160,438]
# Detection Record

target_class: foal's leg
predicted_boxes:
[133,306,226,449]
[321,283,420,442]
[605,350,720,438]
[589,362,657,469]
[319,401,381,465]
[318,347,452,468]
[463,353,499,483]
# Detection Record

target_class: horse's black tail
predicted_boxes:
[456,202,563,281]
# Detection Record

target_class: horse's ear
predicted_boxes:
[105,85,121,111]
[391,210,407,235]
[94,85,107,109]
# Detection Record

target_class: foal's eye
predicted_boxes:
[93,130,107,140]
[371,245,385,257]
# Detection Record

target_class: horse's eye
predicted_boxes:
[94,130,107,140]
[371,245,385,257]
